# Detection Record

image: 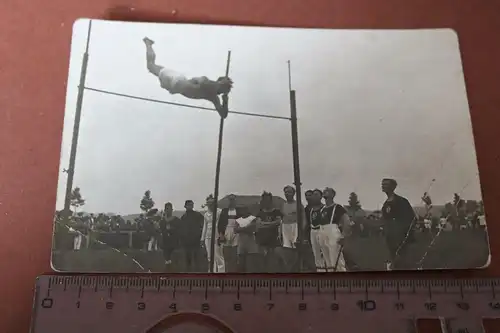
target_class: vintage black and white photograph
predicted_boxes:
[52,19,490,273]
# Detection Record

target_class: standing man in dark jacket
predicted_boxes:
[179,200,204,272]
[218,194,243,272]
[299,190,316,272]
[381,178,416,270]
[303,190,314,242]
[159,202,180,271]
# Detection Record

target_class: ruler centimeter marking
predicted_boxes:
[31,276,500,333]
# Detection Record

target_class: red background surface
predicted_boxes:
[1,1,499,332]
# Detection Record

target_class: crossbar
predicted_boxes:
[84,87,291,121]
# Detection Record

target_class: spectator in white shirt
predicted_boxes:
[201,195,225,273]
[218,194,243,272]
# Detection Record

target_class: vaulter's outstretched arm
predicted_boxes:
[210,96,223,115]
[209,94,230,119]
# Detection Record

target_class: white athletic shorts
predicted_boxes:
[158,68,187,94]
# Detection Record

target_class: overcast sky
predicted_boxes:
[55,20,482,214]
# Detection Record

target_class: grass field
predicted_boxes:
[51,229,490,273]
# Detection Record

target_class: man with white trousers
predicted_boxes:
[309,188,352,272]
[281,185,301,248]
[201,195,225,273]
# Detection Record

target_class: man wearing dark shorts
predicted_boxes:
[381,178,416,270]
[255,192,284,272]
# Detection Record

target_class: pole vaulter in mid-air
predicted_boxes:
[143,37,234,118]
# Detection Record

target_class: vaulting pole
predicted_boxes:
[209,50,232,273]
[288,61,304,270]
[290,91,303,233]
[64,20,92,215]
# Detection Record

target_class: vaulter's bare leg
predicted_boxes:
[143,37,163,76]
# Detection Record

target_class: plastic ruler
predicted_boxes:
[30,275,500,332]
